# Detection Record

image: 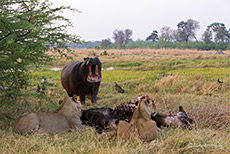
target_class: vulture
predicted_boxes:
[217,78,223,83]
[114,82,125,93]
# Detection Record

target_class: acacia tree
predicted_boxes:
[0,0,81,102]
[124,29,133,44]
[202,29,212,43]
[207,22,230,43]
[158,26,173,42]
[174,19,200,43]
[113,29,133,48]
[99,38,112,49]
[146,30,158,43]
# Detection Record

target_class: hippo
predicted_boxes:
[61,57,101,104]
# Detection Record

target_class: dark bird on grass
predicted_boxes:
[217,78,223,84]
[114,82,125,93]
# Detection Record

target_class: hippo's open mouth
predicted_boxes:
[87,65,101,82]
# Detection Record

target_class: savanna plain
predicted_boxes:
[1,48,230,154]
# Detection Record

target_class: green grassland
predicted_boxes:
[1,49,230,153]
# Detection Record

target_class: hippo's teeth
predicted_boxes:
[87,73,101,82]
[87,77,90,81]
[95,65,98,75]
[88,66,92,76]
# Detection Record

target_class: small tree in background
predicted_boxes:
[174,19,200,43]
[0,0,81,103]
[113,29,133,48]
[124,29,133,44]
[202,29,213,43]
[99,38,112,49]
[146,30,158,43]
[207,22,230,43]
[159,26,173,43]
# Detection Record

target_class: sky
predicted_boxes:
[50,0,230,42]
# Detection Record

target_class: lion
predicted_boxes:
[12,95,83,134]
[117,96,157,142]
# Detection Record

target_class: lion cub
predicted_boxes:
[13,95,83,134]
[117,96,157,142]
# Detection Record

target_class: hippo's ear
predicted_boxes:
[84,57,89,61]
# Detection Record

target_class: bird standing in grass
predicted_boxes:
[114,82,125,93]
[217,78,223,84]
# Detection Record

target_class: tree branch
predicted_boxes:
[0,32,11,41]
[18,30,31,38]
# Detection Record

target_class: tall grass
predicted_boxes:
[1,48,230,153]
[1,128,229,154]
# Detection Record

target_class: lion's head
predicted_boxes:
[56,95,82,117]
[132,96,156,120]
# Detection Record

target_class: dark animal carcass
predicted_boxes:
[151,106,196,129]
[81,107,117,134]
[113,95,153,122]
[80,95,153,134]
[61,57,101,104]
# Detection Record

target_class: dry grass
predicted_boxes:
[189,104,230,130]
[70,48,230,57]
[48,48,230,66]
[1,48,230,153]
[1,127,229,154]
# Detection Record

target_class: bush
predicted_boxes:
[123,41,230,50]
[0,0,81,103]
[100,50,109,56]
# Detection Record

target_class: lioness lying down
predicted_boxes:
[117,96,157,142]
[13,95,83,134]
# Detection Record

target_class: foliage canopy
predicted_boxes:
[0,0,81,101]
